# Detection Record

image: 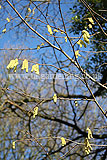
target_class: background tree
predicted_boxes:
[70,0,107,97]
[0,0,107,159]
